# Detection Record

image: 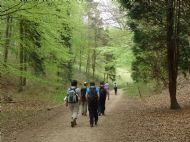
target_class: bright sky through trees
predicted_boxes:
[93,0,120,27]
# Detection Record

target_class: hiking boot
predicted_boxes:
[71,121,74,127]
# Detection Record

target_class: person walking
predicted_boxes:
[65,80,81,127]
[114,82,118,95]
[104,82,110,100]
[81,82,88,116]
[98,81,107,116]
[86,81,99,127]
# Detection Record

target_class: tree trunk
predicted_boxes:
[4,15,12,66]
[67,60,72,82]
[92,27,97,78]
[106,74,109,82]
[92,48,96,78]
[167,0,180,109]
[79,47,82,72]
[86,51,90,73]
[19,19,24,91]
[23,47,27,86]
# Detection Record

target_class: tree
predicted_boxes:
[118,0,190,109]
[4,15,13,66]
[0,0,87,91]
[166,0,180,109]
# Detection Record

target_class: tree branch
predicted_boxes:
[0,2,24,13]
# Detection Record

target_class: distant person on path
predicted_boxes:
[65,80,81,127]
[104,82,110,100]
[98,81,108,116]
[114,82,118,95]
[81,82,88,116]
[86,81,99,127]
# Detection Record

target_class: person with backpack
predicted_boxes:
[86,81,99,127]
[65,80,81,127]
[114,82,118,95]
[98,81,108,116]
[80,82,88,116]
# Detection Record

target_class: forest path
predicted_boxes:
[8,89,190,142]
[11,90,124,142]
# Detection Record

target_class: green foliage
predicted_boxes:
[117,0,190,86]
[108,28,134,68]
[0,1,89,92]
[125,81,160,97]
[49,90,66,103]
[132,12,167,83]
[97,28,135,83]
[0,0,136,100]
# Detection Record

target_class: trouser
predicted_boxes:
[88,100,98,125]
[81,101,87,115]
[98,97,106,114]
[69,103,79,121]
[114,87,117,95]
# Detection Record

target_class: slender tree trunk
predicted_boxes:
[19,19,24,91]
[79,47,82,72]
[86,52,90,73]
[92,48,96,78]
[66,2,72,82]
[188,32,190,72]
[68,60,72,82]
[167,0,180,109]
[23,47,27,86]
[188,32,190,47]
[92,27,97,78]
[4,15,12,66]
[86,7,92,74]
[4,15,10,65]
[57,65,60,83]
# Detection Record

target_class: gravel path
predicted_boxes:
[5,89,190,142]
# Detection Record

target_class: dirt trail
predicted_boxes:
[5,89,190,142]
[7,90,124,142]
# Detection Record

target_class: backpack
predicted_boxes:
[81,87,87,102]
[99,87,106,98]
[88,87,98,102]
[67,88,78,103]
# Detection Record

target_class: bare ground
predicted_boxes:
[2,88,190,142]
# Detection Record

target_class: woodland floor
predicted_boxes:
[1,82,190,142]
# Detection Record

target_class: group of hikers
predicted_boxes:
[64,80,118,127]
